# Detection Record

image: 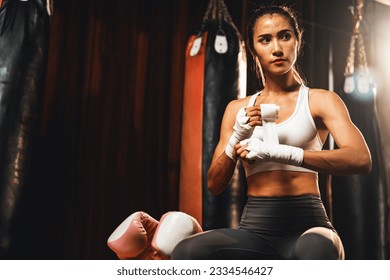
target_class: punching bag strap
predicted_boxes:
[192,0,220,56]
[199,0,217,34]
[200,0,239,34]
[46,0,53,16]
[214,0,227,54]
[218,0,243,40]
[201,0,243,54]
[343,0,372,95]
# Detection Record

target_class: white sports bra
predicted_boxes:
[244,85,323,177]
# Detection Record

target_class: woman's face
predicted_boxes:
[252,13,299,77]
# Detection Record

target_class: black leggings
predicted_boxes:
[171,195,344,260]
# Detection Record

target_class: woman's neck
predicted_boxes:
[263,74,300,96]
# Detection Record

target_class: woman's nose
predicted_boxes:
[272,40,283,57]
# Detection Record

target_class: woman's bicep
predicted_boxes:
[315,91,368,151]
[305,90,371,174]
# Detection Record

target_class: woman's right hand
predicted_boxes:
[208,99,261,195]
[225,105,262,160]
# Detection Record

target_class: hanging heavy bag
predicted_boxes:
[180,0,247,230]
[333,81,388,259]
[331,0,388,259]
[0,0,51,256]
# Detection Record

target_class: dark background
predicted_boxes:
[5,0,390,259]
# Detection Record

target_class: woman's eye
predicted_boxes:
[259,37,270,44]
[281,33,291,40]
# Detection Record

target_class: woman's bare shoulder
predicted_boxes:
[308,87,340,98]
[221,94,259,125]
[308,87,348,117]
[308,88,345,106]
[226,94,258,111]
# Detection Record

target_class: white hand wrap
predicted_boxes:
[241,138,303,166]
[261,104,280,144]
[225,107,254,160]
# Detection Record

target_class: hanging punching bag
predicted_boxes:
[332,82,388,259]
[331,0,388,259]
[180,31,208,228]
[180,0,247,230]
[0,0,51,257]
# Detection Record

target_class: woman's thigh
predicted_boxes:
[171,228,276,260]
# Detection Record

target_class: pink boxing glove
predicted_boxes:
[107,211,168,260]
[152,211,203,257]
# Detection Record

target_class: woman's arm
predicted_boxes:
[302,89,372,175]
[207,101,239,195]
[207,98,260,195]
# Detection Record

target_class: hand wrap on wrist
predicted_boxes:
[241,138,303,166]
[225,107,254,160]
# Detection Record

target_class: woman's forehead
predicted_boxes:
[253,14,293,35]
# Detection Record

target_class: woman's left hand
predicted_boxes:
[235,138,303,166]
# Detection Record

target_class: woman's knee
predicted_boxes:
[294,227,344,260]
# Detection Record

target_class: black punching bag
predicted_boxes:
[202,19,247,230]
[180,0,247,230]
[334,87,389,260]
[332,0,388,259]
[0,0,50,257]
[332,81,388,259]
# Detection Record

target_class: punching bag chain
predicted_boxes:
[343,0,374,96]
[200,0,242,39]
[344,0,367,76]
[218,0,241,38]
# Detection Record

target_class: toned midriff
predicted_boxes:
[246,170,320,197]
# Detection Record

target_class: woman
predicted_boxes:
[171,5,371,259]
